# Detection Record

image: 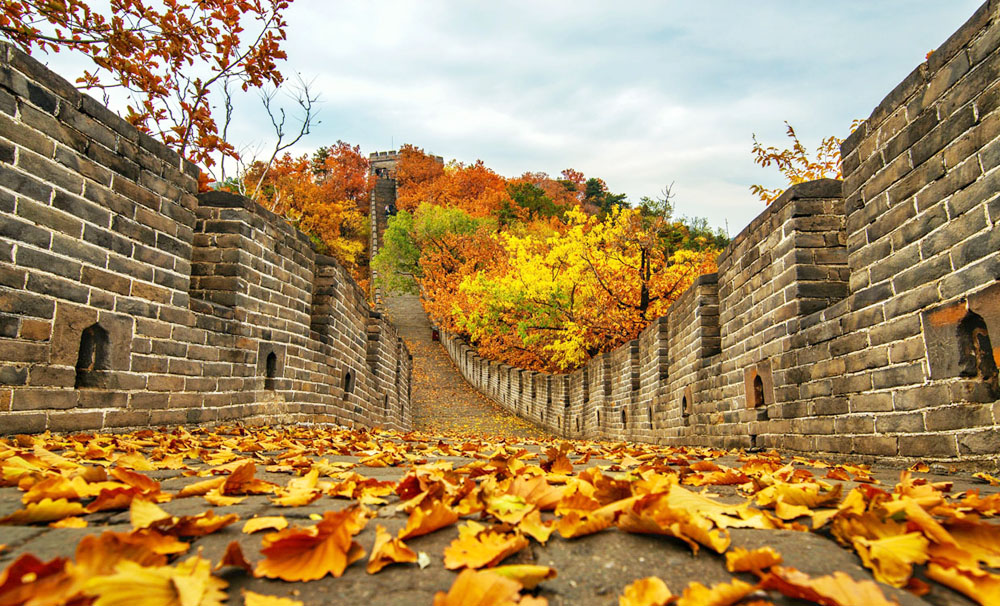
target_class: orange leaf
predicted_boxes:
[398,499,459,539]
[725,547,782,574]
[367,524,417,574]
[255,506,369,581]
[444,530,528,570]
[675,578,756,606]
[758,566,899,606]
[432,569,522,606]
[217,541,253,574]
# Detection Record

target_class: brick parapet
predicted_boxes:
[0,42,411,434]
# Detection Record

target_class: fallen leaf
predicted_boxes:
[398,500,459,539]
[243,591,303,606]
[255,506,369,581]
[243,517,289,535]
[758,566,899,606]
[675,578,756,606]
[432,569,522,606]
[83,555,227,606]
[725,547,782,574]
[491,565,556,590]
[0,498,87,525]
[619,576,671,606]
[367,524,417,574]
[444,530,528,570]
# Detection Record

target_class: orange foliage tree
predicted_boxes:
[0,0,291,166]
[242,142,372,283]
[750,122,844,205]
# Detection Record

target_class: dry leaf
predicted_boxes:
[758,566,899,606]
[367,524,417,574]
[619,576,672,606]
[255,506,369,581]
[398,500,459,539]
[83,555,227,606]
[444,530,528,570]
[243,591,303,606]
[725,547,782,574]
[432,569,522,606]
[243,517,289,535]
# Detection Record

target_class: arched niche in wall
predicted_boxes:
[51,304,133,390]
[256,342,286,391]
[743,361,774,411]
[75,323,111,389]
[681,385,694,426]
[923,285,1000,398]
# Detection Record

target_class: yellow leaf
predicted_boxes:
[675,579,756,606]
[725,547,782,574]
[432,569,522,606]
[619,576,671,606]
[242,516,289,535]
[517,509,554,544]
[491,565,556,590]
[83,556,227,606]
[49,516,88,529]
[130,499,174,530]
[853,532,928,587]
[926,562,1000,606]
[443,530,528,570]
[243,591,303,606]
[0,498,87,525]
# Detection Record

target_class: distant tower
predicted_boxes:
[367,150,443,309]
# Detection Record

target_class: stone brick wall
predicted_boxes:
[439,1,1000,463]
[0,43,411,434]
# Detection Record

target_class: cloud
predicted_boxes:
[30,0,988,232]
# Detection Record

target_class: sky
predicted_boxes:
[33,0,988,235]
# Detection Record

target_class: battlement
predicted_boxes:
[0,42,412,434]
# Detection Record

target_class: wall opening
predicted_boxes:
[575,417,580,432]
[384,393,389,411]
[621,407,627,429]
[75,323,111,389]
[264,352,277,390]
[752,375,765,408]
[681,385,694,426]
[343,370,355,394]
[596,409,601,427]
[648,406,653,427]
[959,312,998,391]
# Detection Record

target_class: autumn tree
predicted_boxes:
[0,0,292,166]
[750,122,844,204]
[242,147,371,283]
[456,208,719,370]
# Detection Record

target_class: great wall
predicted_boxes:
[0,41,412,435]
[1,2,999,463]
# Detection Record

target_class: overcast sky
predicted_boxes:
[36,1,989,234]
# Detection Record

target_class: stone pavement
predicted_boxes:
[383,294,547,440]
[0,425,996,606]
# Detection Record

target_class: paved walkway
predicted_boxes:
[384,294,547,439]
